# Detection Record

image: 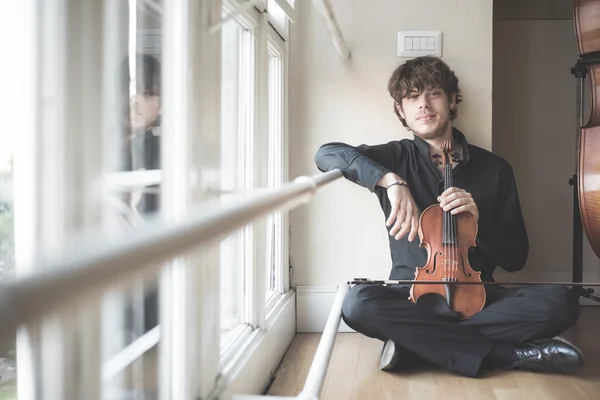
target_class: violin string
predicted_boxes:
[445,149,456,282]
[445,159,448,281]
[448,160,454,281]
[452,163,457,281]
[443,159,446,281]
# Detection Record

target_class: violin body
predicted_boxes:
[409,141,486,319]
[574,0,600,259]
[410,204,485,319]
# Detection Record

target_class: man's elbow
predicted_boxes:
[313,142,346,172]
[313,144,328,172]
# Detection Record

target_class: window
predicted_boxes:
[0,5,17,395]
[218,2,291,358]
[265,26,287,311]
[267,0,294,39]
[100,2,164,397]
[8,0,293,397]
[220,18,245,346]
[219,3,261,353]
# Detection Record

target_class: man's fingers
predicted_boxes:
[442,197,471,211]
[386,203,399,226]
[408,215,419,242]
[394,206,412,240]
[390,207,406,236]
[439,187,466,204]
[450,204,474,215]
[394,220,411,240]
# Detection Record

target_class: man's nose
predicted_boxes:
[131,94,141,107]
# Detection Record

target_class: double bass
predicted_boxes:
[574,0,600,260]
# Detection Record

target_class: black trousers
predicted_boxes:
[341,283,581,378]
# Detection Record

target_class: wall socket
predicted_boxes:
[397,30,442,58]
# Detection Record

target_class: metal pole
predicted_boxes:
[297,284,349,400]
[311,0,351,60]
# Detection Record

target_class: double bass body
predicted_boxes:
[574,0,600,259]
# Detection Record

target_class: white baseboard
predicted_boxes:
[296,286,355,333]
[215,291,297,399]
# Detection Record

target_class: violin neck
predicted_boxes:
[442,160,457,246]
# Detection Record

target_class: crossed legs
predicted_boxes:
[341,284,581,377]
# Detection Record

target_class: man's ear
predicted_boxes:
[449,93,456,111]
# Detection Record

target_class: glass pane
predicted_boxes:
[220,20,243,345]
[0,4,19,396]
[266,46,283,302]
[101,1,163,397]
[267,0,287,35]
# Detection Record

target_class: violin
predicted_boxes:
[574,0,600,259]
[409,140,485,319]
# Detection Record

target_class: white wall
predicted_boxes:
[288,0,494,286]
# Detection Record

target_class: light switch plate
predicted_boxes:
[397,30,442,58]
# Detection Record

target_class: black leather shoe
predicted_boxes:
[380,340,427,371]
[506,337,584,374]
[380,339,399,370]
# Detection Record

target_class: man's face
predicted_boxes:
[129,90,161,131]
[397,87,455,140]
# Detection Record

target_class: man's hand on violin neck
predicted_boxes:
[438,187,479,220]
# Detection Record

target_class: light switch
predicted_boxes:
[397,31,442,58]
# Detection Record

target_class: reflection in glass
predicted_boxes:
[101,1,163,398]
[0,4,18,396]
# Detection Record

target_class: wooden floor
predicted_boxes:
[267,307,600,399]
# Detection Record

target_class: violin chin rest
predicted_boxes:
[416,293,463,322]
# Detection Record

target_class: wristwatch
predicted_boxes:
[386,179,407,189]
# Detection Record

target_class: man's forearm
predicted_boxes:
[314,142,398,192]
[376,172,405,188]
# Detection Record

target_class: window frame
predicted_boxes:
[264,22,289,314]
[12,0,294,397]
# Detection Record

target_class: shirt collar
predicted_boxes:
[412,127,471,167]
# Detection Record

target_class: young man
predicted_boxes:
[119,54,162,334]
[120,54,162,214]
[313,56,584,378]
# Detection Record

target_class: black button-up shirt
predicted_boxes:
[314,127,529,282]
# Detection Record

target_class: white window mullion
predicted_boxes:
[249,12,269,329]
[11,0,39,398]
[160,1,222,399]
[265,25,288,299]
[15,0,105,399]
[239,23,260,327]
[280,37,291,293]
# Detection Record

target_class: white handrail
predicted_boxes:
[297,284,348,400]
[230,284,350,400]
[0,169,342,341]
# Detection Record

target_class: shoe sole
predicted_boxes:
[380,339,398,371]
